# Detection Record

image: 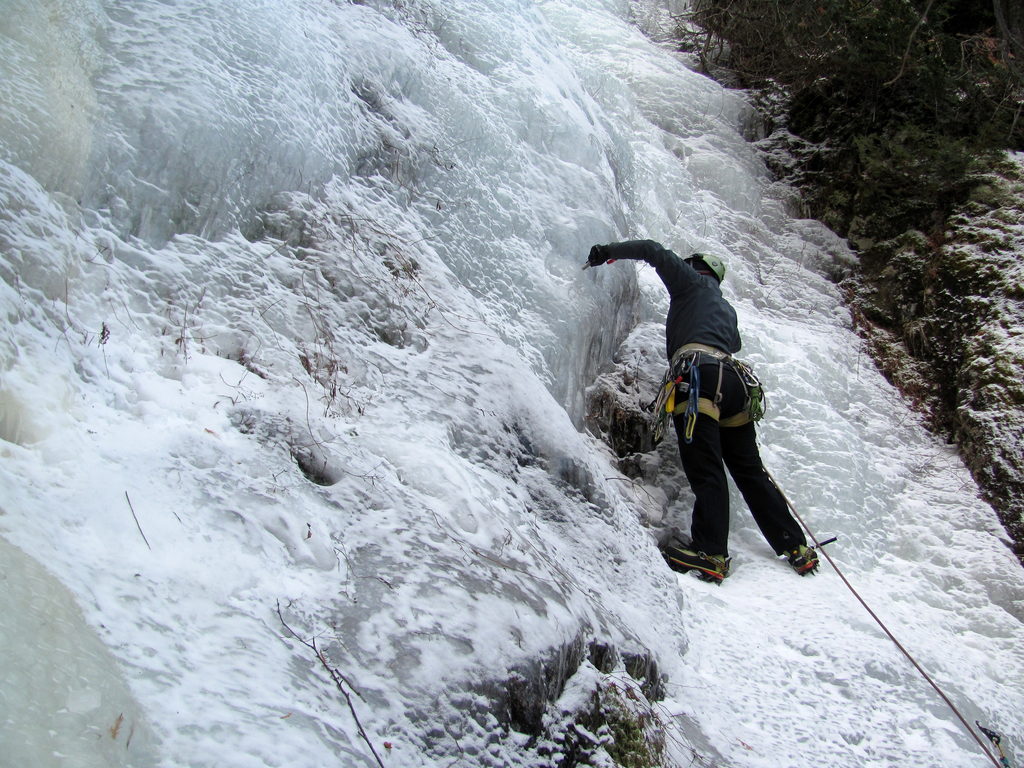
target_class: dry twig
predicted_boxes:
[275,602,386,768]
[124,492,152,550]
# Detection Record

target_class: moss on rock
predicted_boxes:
[846,156,1024,562]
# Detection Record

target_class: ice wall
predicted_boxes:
[1,1,696,763]
[0,538,154,767]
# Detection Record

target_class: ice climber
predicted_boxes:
[586,240,818,582]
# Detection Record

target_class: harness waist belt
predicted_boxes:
[676,342,732,362]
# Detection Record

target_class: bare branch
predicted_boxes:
[884,0,937,87]
[275,602,386,768]
[124,492,152,550]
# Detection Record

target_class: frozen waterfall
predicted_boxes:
[1,1,1022,767]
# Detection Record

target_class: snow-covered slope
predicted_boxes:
[1,1,1021,767]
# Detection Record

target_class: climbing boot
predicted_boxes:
[787,545,819,576]
[663,546,731,583]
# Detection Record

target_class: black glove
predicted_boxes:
[587,244,610,267]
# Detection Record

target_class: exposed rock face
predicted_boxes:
[844,157,1024,562]
[418,631,724,768]
[584,323,665,465]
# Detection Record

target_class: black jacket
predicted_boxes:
[603,240,741,360]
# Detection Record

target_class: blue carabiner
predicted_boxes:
[683,359,701,443]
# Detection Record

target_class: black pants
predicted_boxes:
[673,360,805,557]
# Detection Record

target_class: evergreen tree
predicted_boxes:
[686,0,1024,242]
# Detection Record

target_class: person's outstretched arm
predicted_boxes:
[588,239,696,296]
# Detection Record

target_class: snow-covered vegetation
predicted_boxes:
[847,155,1024,555]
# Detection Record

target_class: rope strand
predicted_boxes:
[766,470,1004,768]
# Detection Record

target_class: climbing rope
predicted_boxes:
[766,469,1009,768]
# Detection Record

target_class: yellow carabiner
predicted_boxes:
[684,410,697,442]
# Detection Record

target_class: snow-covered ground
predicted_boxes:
[1,1,1021,767]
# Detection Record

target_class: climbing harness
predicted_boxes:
[730,358,766,424]
[651,344,767,444]
[765,468,1012,768]
[651,346,704,445]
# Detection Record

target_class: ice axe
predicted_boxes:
[581,259,616,270]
